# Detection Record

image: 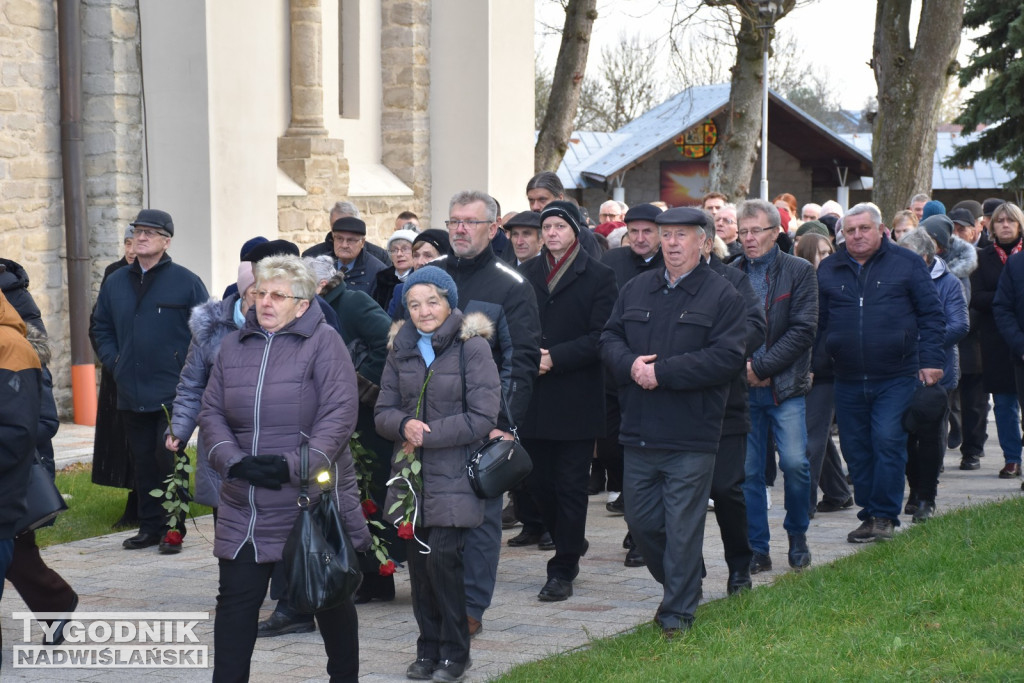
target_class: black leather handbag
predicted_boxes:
[282,444,363,614]
[460,345,533,499]
[15,453,68,536]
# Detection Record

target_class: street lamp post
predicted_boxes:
[757,1,780,201]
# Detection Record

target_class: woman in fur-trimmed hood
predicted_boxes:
[374,266,499,679]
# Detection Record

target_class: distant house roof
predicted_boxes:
[555,83,873,191]
[840,130,1012,191]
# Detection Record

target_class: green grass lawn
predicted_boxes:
[36,449,213,548]
[497,497,1024,681]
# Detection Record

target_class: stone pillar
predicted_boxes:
[285,0,328,137]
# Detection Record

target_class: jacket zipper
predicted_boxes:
[241,331,274,561]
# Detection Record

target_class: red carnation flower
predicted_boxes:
[397,521,415,540]
[361,499,378,518]
[379,559,396,577]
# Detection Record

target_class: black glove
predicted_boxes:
[229,456,290,490]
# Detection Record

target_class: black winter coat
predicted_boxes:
[518,246,618,440]
[971,239,1021,393]
[601,262,747,453]
[601,246,665,290]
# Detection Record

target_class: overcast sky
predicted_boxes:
[536,0,977,112]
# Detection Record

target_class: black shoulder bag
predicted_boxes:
[460,344,533,499]
[282,443,363,613]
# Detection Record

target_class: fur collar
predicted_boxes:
[188,295,237,347]
[387,311,494,351]
[944,235,979,280]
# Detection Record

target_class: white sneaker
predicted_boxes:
[766,487,773,510]
[707,499,715,511]
[607,491,621,504]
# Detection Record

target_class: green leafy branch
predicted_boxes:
[152,404,192,525]
[386,370,433,538]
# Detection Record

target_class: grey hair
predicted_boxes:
[254,254,317,301]
[737,198,781,228]
[908,193,930,207]
[525,171,564,197]
[801,203,821,215]
[845,202,883,228]
[448,191,498,222]
[330,201,361,219]
[617,201,629,213]
[607,226,628,249]
[403,282,451,308]
[303,255,336,285]
[898,227,937,264]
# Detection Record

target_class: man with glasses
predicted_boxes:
[438,190,541,637]
[91,209,209,554]
[715,204,743,262]
[817,203,944,543]
[598,199,627,224]
[732,199,818,574]
[330,216,387,298]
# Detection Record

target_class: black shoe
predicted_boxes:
[587,468,605,495]
[947,431,962,451]
[122,532,161,550]
[788,533,811,570]
[661,618,694,640]
[158,530,183,554]
[606,496,625,515]
[624,546,646,567]
[44,593,78,645]
[749,551,772,574]
[256,610,315,638]
[354,571,396,604]
[500,500,519,529]
[537,532,556,551]
[847,518,876,543]
[538,576,573,602]
[904,496,919,516]
[960,454,981,470]
[816,496,854,513]
[406,658,436,680]
[912,500,935,523]
[623,532,634,550]
[431,657,471,682]
[726,570,751,595]
[507,530,542,547]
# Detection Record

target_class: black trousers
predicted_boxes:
[511,487,546,535]
[214,543,358,682]
[407,527,470,665]
[710,433,751,573]
[523,437,593,581]
[906,390,951,503]
[594,391,624,492]
[121,410,186,536]
[958,373,989,457]
[7,530,76,614]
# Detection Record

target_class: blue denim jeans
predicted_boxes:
[743,387,810,555]
[991,393,1023,464]
[834,376,917,525]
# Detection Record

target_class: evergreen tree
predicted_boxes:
[945,0,1024,189]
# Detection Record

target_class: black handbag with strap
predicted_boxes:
[459,344,533,499]
[282,443,363,613]
[15,452,68,536]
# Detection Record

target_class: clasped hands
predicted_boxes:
[746,361,770,388]
[228,455,290,490]
[631,354,658,390]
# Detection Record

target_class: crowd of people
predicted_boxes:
[2,175,1022,681]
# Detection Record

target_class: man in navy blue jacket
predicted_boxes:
[817,203,945,544]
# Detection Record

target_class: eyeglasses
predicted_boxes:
[444,219,491,228]
[715,217,736,225]
[737,226,774,238]
[389,245,412,255]
[132,227,169,239]
[255,290,303,304]
[599,213,621,220]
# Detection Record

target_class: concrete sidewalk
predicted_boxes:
[3,423,1021,681]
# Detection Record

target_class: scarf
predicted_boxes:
[993,237,1022,265]
[545,239,580,292]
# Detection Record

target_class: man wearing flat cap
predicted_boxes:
[601,203,665,289]
[732,198,817,575]
[601,206,746,637]
[330,216,387,298]
[91,209,209,554]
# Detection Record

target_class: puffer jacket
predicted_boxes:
[0,258,44,335]
[732,245,818,401]
[375,310,500,529]
[947,236,981,374]
[167,295,241,507]
[198,304,369,563]
[929,256,969,391]
[320,273,391,386]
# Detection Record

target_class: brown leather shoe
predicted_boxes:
[466,615,482,638]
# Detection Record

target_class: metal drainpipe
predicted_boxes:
[57,0,96,425]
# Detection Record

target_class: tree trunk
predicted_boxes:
[871,0,964,222]
[708,1,794,203]
[534,0,598,172]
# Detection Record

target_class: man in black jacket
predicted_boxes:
[601,207,746,637]
[732,199,817,574]
[91,209,209,554]
[439,190,541,636]
[601,203,664,289]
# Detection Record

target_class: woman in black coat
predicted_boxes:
[970,201,1024,477]
[517,201,618,602]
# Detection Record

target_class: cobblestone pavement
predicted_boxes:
[3,423,1020,681]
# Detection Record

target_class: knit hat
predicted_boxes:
[983,198,1006,217]
[412,229,452,256]
[540,200,583,236]
[921,200,946,221]
[332,216,367,235]
[819,200,843,218]
[920,214,954,251]
[623,203,663,224]
[123,226,134,241]
[503,211,542,231]
[131,209,174,237]
[239,236,268,260]
[795,220,830,239]
[387,229,419,251]
[818,214,839,237]
[236,261,255,297]
[241,239,300,262]
[951,200,983,221]
[402,265,458,311]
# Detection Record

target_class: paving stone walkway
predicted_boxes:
[3,423,1021,681]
